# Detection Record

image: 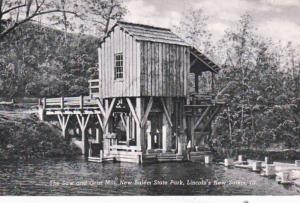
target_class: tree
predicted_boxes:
[175,8,214,57]
[79,0,127,36]
[0,0,78,40]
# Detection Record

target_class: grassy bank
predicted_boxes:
[0,110,81,161]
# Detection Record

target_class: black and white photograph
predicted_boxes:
[0,0,300,198]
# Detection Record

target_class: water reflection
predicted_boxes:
[0,157,299,195]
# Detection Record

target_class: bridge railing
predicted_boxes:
[40,95,99,110]
[88,79,100,96]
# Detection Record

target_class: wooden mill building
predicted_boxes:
[40,21,224,163]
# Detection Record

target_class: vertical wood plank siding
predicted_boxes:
[99,27,190,98]
[99,27,140,98]
[140,41,189,97]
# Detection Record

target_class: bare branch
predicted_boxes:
[0,8,77,40]
[2,4,27,15]
[26,0,33,17]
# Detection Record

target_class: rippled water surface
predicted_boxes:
[0,157,299,195]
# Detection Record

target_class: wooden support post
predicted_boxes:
[177,133,183,155]
[146,120,152,150]
[211,73,215,92]
[194,107,211,129]
[61,97,64,109]
[126,115,130,146]
[191,116,195,149]
[96,114,104,131]
[103,99,110,155]
[96,98,106,116]
[160,98,173,127]
[103,98,116,128]
[162,125,168,152]
[195,74,199,93]
[131,113,135,141]
[126,98,141,127]
[135,98,144,152]
[96,128,100,143]
[57,114,70,138]
[42,98,46,109]
[76,114,91,155]
[141,97,153,127]
[38,98,46,121]
[79,95,83,109]
[202,106,221,130]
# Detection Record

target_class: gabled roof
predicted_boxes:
[100,21,220,73]
[103,21,189,46]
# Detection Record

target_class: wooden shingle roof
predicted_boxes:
[100,21,220,73]
[116,21,189,46]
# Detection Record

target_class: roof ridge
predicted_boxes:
[117,21,171,32]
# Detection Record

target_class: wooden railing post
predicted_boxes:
[42,98,46,109]
[80,95,83,109]
[61,97,64,109]
[211,73,215,93]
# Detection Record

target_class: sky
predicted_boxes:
[123,0,300,45]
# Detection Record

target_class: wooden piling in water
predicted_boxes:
[252,161,262,172]
[205,155,212,164]
[264,164,276,177]
[224,158,233,167]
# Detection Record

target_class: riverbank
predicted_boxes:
[0,109,81,161]
[212,148,300,163]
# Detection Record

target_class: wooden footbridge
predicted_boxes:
[39,21,226,164]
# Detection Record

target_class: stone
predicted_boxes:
[276,171,290,184]
[224,158,233,167]
[295,160,300,167]
[252,161,262,172]
[265,164,276,176]
[265,156,272,164]
[238,155,243,162]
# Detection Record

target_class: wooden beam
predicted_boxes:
[96,114,104,131]
[76,114,83,129]
[79,95,83,109]
[194,106,211,129]
[57,114,63,128]
[202,106,222,130]
[96,98,106,115]
[195,74,199,93]
[64,115,70,130]
[126,98,141,126]
[61,97,64,109]
[160,98,173,127]
[84,114,91,130]
[120,113,127,128]
[141,97,153,127]
[75,114,90,130]
[103,98,116,128]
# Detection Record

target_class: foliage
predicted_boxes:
[0,22,99,98]
[0,112,81,160]
[178,11,300,152]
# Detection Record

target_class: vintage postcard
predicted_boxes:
[0,0,300,198]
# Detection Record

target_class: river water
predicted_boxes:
[0,157,299,195]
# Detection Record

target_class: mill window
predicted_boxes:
[114,53,123,80]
